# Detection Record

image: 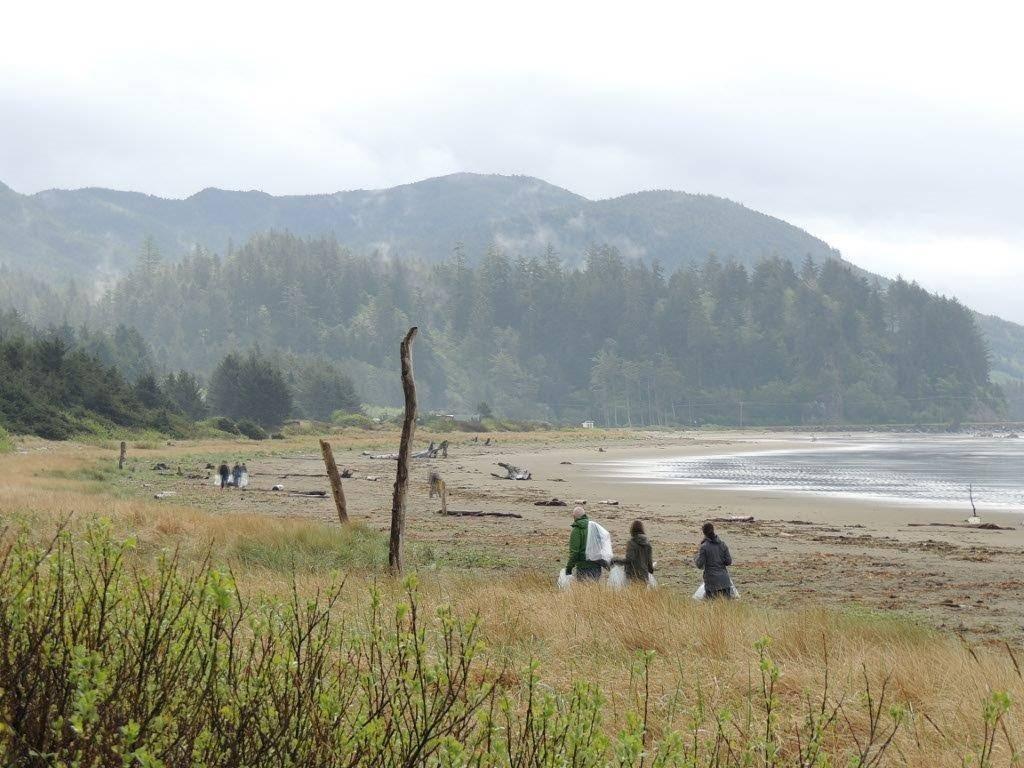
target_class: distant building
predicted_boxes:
[581,420,595,429]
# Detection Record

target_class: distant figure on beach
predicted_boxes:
[239,462,249,488]
[695,522,733,599]
[565,506,605,581]
[218,462,230,489]
[614,520,655,585]
[231,462,243,488]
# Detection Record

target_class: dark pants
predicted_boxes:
[704,586,733,600]
[575,566,602,581]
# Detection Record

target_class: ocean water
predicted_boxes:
[598,436,1024,510]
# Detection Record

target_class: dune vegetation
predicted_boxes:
[0,436,1021,767]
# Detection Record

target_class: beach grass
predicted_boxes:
[0,435,1022,766]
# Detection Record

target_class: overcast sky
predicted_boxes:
[3,0,1023,321]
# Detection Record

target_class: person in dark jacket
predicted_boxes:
[231,463,243,488]
[566,506,603,581]
[695,522,733,599]
[613,520,655,584]
[218,462,230,490]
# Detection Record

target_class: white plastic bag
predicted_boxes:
[585,521,613,563]
[239,470,249,488]
[557,571,575,591]
[647,574,657,589]
[693,580,741,600]
[608,565,627,589]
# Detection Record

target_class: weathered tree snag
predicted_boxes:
[429,472,448,515]
[319,439,349,524]
[118,441,127,470]
[389,326,418,574]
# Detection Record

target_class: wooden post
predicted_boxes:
[118,441,127,470]
[389,327,418,574]
[430,472,448,515]
[319,439,348,524]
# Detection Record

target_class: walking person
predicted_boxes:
[695,522,733,599]
[613,520,655,585]
[217,462,230,490]
[231,462,243,488]
[565,506,605,581]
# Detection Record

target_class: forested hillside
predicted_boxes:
[2,232,1000,426]
[0,174,838,278]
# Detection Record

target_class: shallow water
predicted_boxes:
[599,436,1024,510]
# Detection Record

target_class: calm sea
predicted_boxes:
[598,436,1024,510]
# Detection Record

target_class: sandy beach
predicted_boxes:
[118,429,1024,642]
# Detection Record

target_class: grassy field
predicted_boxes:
[1,433,1023,766]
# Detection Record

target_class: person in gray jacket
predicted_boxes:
[695,522,733,599]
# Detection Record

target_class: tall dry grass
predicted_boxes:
[1,439,1022,765]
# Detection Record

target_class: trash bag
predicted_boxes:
[239,471,249,488]
[647,574,658,589]
[693,580,741,600]
[213,475,223,488]
[608,565,627,589]
[557,571,575,591]
[585,521,613,564]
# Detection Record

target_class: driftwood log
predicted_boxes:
[491,462,531,480]
[442,510,524,519]
[389,327,418,574]
[319,439,349,524]
[364,440,448,461]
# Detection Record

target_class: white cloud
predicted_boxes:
[1,0,1023,317]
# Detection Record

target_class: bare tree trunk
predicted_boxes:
[389,327,418,574]
[319,439,348,524]
[118,441,127,470]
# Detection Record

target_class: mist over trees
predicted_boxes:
[4,231,998,427]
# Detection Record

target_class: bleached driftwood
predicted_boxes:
[491,462,531,480]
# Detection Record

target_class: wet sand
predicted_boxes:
[142,430,1024,642]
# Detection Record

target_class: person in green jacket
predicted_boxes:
[566,506,603,581]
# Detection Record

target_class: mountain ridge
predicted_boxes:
[0,172,837,274]
[1,172,1021,384]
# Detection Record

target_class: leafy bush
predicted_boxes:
[236,418,268,440]
[0,426,12,453]
[207,416,240,434]
[0,526,1013,766]
[332,411,378,430]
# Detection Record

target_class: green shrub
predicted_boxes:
[236,419,268,440]
[0,526,1004,767]
[206,416,240,434]
[332,411,378,430]
[0,426,12,453]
